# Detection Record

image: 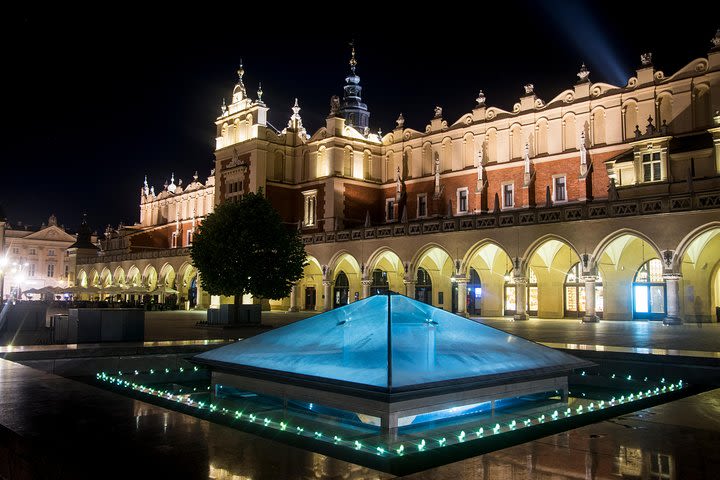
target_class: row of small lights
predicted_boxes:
[96,368,684,458]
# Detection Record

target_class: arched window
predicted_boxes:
[371,269,389,296]
[536,120,549,155]
[333,271,349,308]
[343,147,353,177]
[563,115,577,151]
[592,110,606,145]
[467,268,482,315]
[658,95,672,131]
[564,263,604,317]
[463,133,475,168]
[363,150,373,180]
[633,259,665,319]
[486,129,497,163]
[422,144,433,176]
[415,267,432,305]
[510,124,523,160]
[624,102,638,140]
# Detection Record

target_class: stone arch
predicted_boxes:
[486,128,497,163]
[441,137,453,172]
[510,123,523,159]
[463,132,475,168]
[562,113,577,151]
[675,222,720,322]
[523,236,582,318]
[298,255,323,311]
[99,267,112,288]
[143,265,158,291]
[535,118,549,155]
[593,230,663,320]
[623,99,639,140]
[113,266,126,287]
[89,269,99,287]
[159,263,176,289]
[127,265,141,287]
[463,240,514,316]
[411,244,455,310]
[77,269,88,288]
[178,262,198,308]
[591,107,606,145]
[365,247,405,295]
[328,252,361,307]
[657,92,672,131]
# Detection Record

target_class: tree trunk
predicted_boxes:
[234,293,242,323]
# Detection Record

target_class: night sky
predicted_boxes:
[2,5,717,234]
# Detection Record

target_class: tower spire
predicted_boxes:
[349,40,357,74]
[339,41,370,131]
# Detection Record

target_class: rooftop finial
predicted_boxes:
[292,98,300,116]
[349,40,357,74]
[577,63,590,82]
[257,82,264,103]
[238,58,245,82]
[712,29,720,49]
[221,98,227,114]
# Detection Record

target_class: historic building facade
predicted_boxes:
[77,31,720,322]
[1,215,80,300]
[75,172,215,308]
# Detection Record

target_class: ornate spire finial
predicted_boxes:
[476,90,486,107]
[292,98,300,116]
[577,63,590,82]
[396,113,405,129]
[237,59,245,81]
[257,82,264,103]
[349,40,357,74]
[193,171,198,182]
[221,98,227,114]
[712,29,720,49]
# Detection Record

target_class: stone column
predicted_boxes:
[361,279,372,299]
[288,284,299,312]
[581,276,599,323]
[513,276,528,321]
[322,280,333,311]
[663,274,682,325]
[404,280,416,298]
[455,276,468,316]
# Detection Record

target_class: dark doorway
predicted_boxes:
[334,271,349,308]
[467,268,481,315]
[415,267,432,305]
[305,287,316,310]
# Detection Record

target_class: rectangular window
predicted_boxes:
[554,175,567,202]
[12,247,19,254]
[47,249,55,257]
[302,190,318,227]
[186,230,193,246]
[642,152,662,182]
[386,199,395,221]
[29,248,37,256]
[28,264,36,277]
[457,188,469,213]
[417,194,427,218]
[503,183,514,208]
[171,232,178,248]
[47,264,54,278]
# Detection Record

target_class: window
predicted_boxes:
[553,175,567,202]
[29,248,37,256]
[502,183,514,208]
[457,188,469,213]
[28,264,36,277]
[417,194,427,218]
[186,229,193,246]
[633,259,665,318]
[12,247,19,254]
[564,263,603,317]
[642,152,662,182]
[302,190,318,227]
[649,453,672,480]
[386,198,395,221]
[47,249,55,257]
[226,180,242,201]
[171,232,178,248]
[47,264,54,278]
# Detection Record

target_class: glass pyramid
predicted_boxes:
[194,294,588,391]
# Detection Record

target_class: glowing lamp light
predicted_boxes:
[417,439,426,451]
[476,427,484,437]
[355,441,362,450]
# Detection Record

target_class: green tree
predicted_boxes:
[190,190,306,316]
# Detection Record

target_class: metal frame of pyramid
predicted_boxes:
[193,293,592,431]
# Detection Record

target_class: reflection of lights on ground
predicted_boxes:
[96,367,687,467]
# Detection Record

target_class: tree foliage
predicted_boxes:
[190,191,306,301]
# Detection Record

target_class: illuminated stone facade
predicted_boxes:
[79,31,720,321]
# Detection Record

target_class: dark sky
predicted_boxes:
[2,5,717,234]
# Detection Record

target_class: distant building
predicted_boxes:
[78,31,720,322]
[1,215,81,300]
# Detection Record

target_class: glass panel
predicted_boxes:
[196,295,389,387]
[528,287,538,311]
[653,162,661,181]
[504,286,516,311]
[595,286,604,312]
[643,163,651,182]
[528,268,537,284]
[650,285,665,313]
[390,295,587,387]
[649,259,664,282]
[578,286,586,312]
[565,286,577,311]
[634,285,649,313]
